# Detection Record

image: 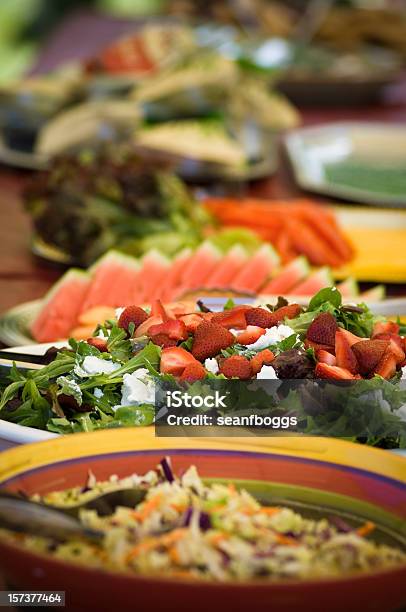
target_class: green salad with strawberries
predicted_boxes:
[0,288,405,447]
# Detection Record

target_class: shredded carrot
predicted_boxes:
[210,533,229,545]
[131,493,162,521]
[161,529,187,546]
[259,506,281,517]
[126,537,160,562]
[239,506,257,516]
[356,521,375,538]
[126,529,187,563]
[274,533,300,547]
[168,546,181,564]
[170,502,187,513]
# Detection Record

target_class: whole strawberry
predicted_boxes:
[192,321,234,361]
[180,362,206,382]
[118,306,148,335]
[245,307,275,328]
[220,355,252,380]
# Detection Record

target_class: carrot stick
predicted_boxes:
[295,204,354,262]
[356,521,375,538]
[286,218,343,267]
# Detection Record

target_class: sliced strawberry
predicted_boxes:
[220,355,252,380]
[211,308,248,330]
[192,322,235,361]
[245,307,274,328]
[237,326,266,346]
[305,339,335,354]
[148,319,188,341]
[160,347,198,376]
[352,339,389,376]
[316,349,337,366]
[118,305,148,334]
[374,349,397,379]
[373,332,403,349]
[372,321,399,337]
[306,312,338,346]
[134,316,163,338]
[269,304,302,325]
[179,314,204,333]
[150,334,178,348]
[335,329,359,374]
[336,328,366,347]
[179,361,206,382]
[315,363,357,380]
[87,337,108,352]
[150,299,172,321]
[251,349,275,374]
[387,339,405,365]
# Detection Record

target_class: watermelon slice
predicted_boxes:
[360,285,386,301]
[337,277,359,298]
[160,248,192,302]
[133,250,171,304]
[288,267,333,296]
[260,256,309,295]
[203,244,248,289]
[31,269,90,342]
[230,244,280,293]
[177,242,222,292]
[81,251,139,312]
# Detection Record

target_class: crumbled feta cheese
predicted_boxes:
[401,366,406,380]
[56,376,83,405]
[96,329,109,339]
[115,368,155,409]
[94,387,104,399]
[247,324,295,351]
[204,358,219,375]
[115,307,125,320]
[78,356,120,377]
[256,365,279,380]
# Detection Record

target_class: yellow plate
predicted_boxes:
[334,206,406,282]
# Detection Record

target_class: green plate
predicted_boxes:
[285,122,406,207]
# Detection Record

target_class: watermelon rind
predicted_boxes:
[337,277,359,298]
[360,285,386,301]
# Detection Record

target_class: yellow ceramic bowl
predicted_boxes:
[0,431,405,612]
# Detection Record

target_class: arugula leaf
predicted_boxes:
[308,287,342,310]
[223,298,236,310]
[112,405,155,427]
[180,336,194,351]
[0,379,26,411]
[56,376,83,406]
[107,325,132,361]
[276,333,303,353]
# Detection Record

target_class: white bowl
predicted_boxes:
[0,343,66,449]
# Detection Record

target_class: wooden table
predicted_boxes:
[1,10,406,317]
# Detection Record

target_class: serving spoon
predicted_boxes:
[0,487,147,543]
